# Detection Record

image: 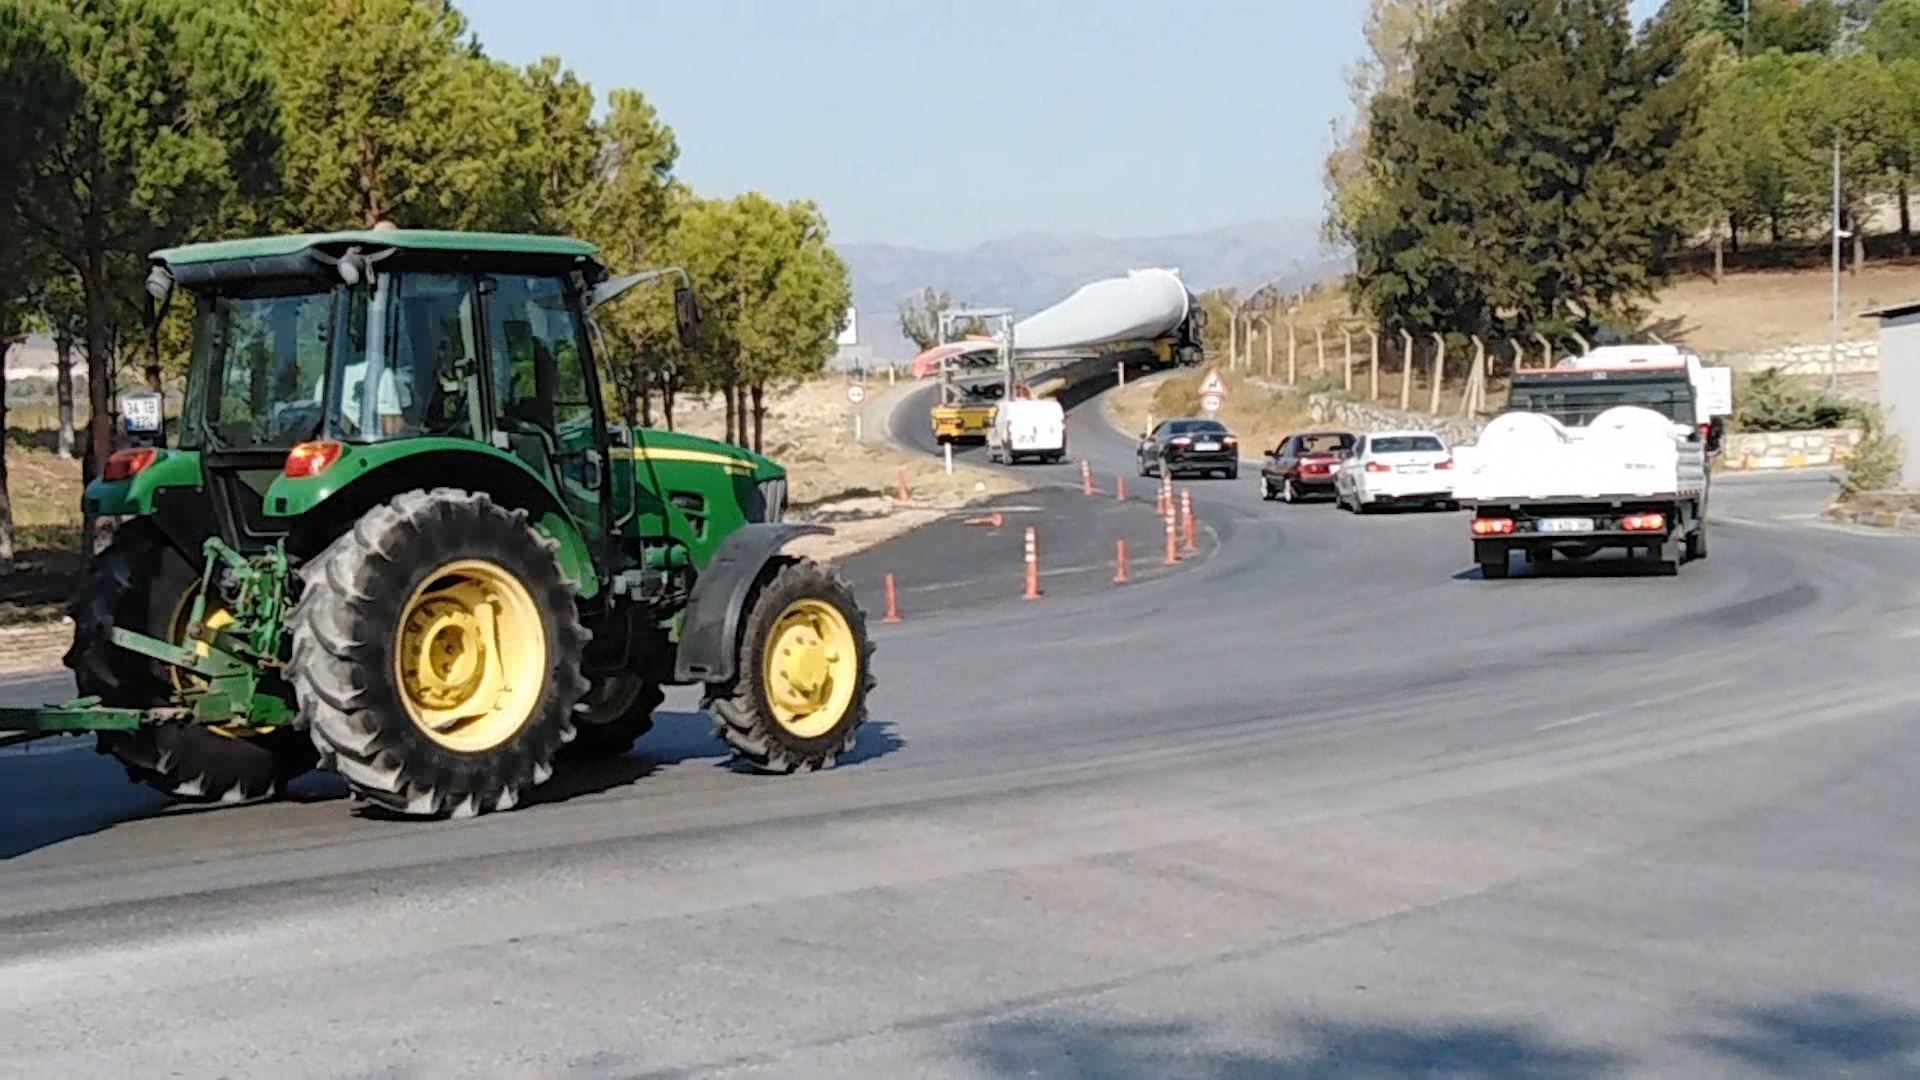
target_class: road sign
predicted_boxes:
[1199,370,1227,396]
[846,382,867,406]
[1200,391,1222,413]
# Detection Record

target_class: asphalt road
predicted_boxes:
[4,378,1920,1078]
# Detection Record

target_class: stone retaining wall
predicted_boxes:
[1720,428,1860,470]
[1713,339,1877,375]
[1301,392,1487,446]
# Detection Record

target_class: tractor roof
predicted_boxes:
[152,229,598,266]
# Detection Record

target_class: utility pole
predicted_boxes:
[1830,136,1842,394]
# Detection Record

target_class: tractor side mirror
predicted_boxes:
[673,286,701,349]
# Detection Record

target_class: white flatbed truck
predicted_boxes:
[1451,346,1732,579]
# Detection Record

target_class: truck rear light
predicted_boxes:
[1471,517,1515,535]
[1621,512,1666,531]
[284,439,344,478]
[103,447,157,481]
[1364,461,1392,472]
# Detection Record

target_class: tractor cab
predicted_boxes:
[111,230,702,565]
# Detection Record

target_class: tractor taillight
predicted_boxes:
[103,447,157,481]
[284,440,343,478]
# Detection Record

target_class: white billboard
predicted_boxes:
[835,306,858,346]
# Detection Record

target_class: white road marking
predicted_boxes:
[1534,677,1738,733]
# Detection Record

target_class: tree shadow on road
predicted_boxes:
[961,1014,1623,1079]
[956,993,1920,1078]
[1686,992,1920,1077]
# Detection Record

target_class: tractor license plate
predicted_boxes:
[121,392,163,433]
[1538,517,1595,534]
[1195,441,1220,451]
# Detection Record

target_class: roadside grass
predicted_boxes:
[0,443,85,629]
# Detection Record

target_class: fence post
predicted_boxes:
[1342,331,1354,394]
[1399,329,1415,411]
[1428,332,1446,415]
[1314,324,1326,375]
[1462,336,1485,416]
[1368,329,1381,403]
[1287,321,1298,383]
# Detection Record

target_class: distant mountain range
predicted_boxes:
[838,218,1347,361]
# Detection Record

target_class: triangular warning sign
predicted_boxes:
[1199,370,1227,396]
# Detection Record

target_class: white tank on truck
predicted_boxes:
[1451,347,1731,578]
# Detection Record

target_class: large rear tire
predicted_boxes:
[290,488,588,818]
[708,558,873,773]
[69,520,316,803]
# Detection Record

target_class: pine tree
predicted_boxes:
[1351,0,1711,340]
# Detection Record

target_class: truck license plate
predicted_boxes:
[1538,517,1595,534]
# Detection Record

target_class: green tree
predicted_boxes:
[1696,50,1826,248]
[1788,49,1904,268]
[1662,0,1845,53]
[574,89,684,426]
[10,0,280,481]
[517,55,602,233]
[730,195,852,452]
[252,0,546,230]
[1859,0,1920,59]
[1323,0,1456,251]
[1351,0,1712,341]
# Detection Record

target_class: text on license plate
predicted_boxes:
[1400,464,1429,473]
[1195,441,1220,451]
[1538,517,1595,534]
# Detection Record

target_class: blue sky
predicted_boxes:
[461,0,1671,251]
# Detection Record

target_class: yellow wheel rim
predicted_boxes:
[393,559,547,754]
[760,597,859,740]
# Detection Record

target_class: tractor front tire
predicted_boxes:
[708,558,873,773]
[290,488,588,818]
[71,519,317,803]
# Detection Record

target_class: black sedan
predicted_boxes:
[1136,417,1240,479]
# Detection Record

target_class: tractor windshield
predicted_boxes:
[326,270,483,444]
[186,280,352,450]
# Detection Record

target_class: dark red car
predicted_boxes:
[1260,430,1357,503]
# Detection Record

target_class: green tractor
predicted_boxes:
[1,229,875,819]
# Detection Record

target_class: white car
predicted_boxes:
[1334,430,1457,513]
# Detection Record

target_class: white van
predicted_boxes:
[987,398,1068,464]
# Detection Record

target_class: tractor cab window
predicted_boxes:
[329,272,482,442]
[484,273,601,493]
[195,281,340,449]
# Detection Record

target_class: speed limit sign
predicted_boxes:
[846,383,867,406]
[1200,391,1222,413]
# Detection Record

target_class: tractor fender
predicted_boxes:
[673,523,831,685]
